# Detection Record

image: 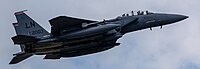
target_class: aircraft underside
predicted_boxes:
[24,34,120,59]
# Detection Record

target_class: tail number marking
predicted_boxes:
[28,29,44,36]
[25,21,36,28]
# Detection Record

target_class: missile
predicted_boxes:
[60,24,120,40]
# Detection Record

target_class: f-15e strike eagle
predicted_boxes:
[10,10,188,64]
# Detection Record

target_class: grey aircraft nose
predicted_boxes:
[167,14,188,23]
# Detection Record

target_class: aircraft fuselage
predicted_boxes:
[29,12,188,57]
[10,11,188,64]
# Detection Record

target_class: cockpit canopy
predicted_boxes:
[120,11,154,17]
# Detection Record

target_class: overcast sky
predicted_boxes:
[0,0,200,69]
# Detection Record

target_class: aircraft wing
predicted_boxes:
[49,16,97,36]
[9,53,33,64]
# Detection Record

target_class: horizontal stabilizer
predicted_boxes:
[44,55,60,59]
[12,35,40,44]
[9,53,33,64]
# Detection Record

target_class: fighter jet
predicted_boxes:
[10,10,188,64]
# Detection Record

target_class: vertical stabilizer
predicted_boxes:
[13,10,50,38]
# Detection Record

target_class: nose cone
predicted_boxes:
[166,14,188,23]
